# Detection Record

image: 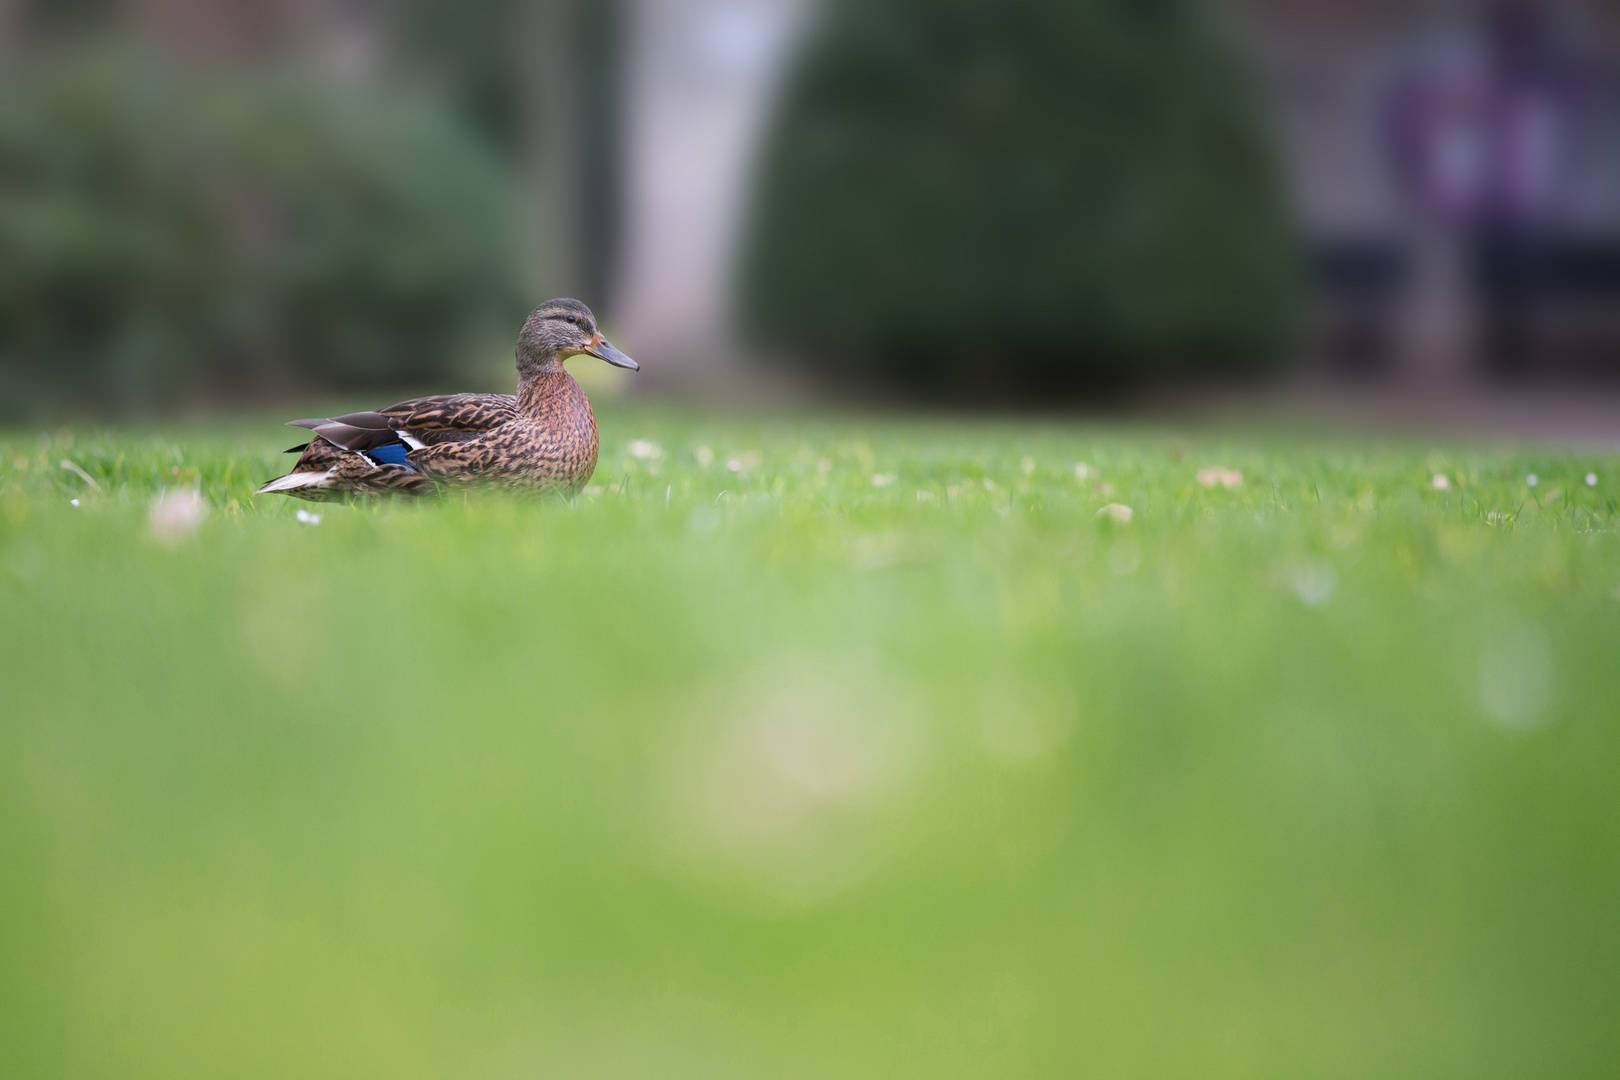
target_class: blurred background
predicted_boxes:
[4,0,1620,414]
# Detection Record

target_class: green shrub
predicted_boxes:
[738,0,1301,393]
[0,49,527,417]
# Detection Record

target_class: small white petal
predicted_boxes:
[1107,539,1140,575]
[1587,473,1598,487]
[295,509,322,525]
[69,498,80,507]
[148,489,206,543]
[1291,562,1336,606]
[1527,474,1539,487]
[1096,503,1133,523]
[1479,623,1554,731]
[1432,474,1451,490]
[1197,467,1243,489]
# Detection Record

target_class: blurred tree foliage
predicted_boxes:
[739,0,1301,394]
[393,0,528,157]
[0,49,527,417]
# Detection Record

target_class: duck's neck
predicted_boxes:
[518,359,596,426]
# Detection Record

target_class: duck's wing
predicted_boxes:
[283,411,411,452]
[256,396,517,500]
[284,394,518,451]
[377,394,518,442]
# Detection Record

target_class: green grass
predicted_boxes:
[3,402,1620,1079]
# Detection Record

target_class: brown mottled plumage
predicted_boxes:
[257,299,637,501]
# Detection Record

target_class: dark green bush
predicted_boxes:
[739,0,1301,393]
[0,49,527,416]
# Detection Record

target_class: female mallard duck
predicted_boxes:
[257,298,637,500]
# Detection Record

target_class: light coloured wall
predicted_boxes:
[614,0,810,387]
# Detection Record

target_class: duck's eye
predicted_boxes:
[566,315,577,324]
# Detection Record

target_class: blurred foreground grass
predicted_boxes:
[3,403,1620,1079]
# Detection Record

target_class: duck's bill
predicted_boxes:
[585,336,639,371]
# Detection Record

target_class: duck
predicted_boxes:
[256,298,637,501]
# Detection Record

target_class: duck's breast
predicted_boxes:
[516,370,598,486]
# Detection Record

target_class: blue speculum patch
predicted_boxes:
[366,443,414,468]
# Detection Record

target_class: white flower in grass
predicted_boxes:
[1074,462,1092,480]
[628,439,663,461]
[665,666,921,907]
[1290,562,1335,606]
[1096,503,1133,523]
[1479,622,1554,731]
[1107,539,1140,575]
[148,489,206,543]
[69,498,80,507]
[870,473,896,488]
[1432,473,1451,491]
[1196,467,1243,489]
[1527,473,1539,487]
[1587,473,1598,487]
[295,509,322,525]
[695,445,714,467]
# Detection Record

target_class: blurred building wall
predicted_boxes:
[611,0,1620,389]
[612,0,807,390]
[0,0,17,54]
[0,0,384,73]
[124,0,379,70]
[1233,0,1620,383]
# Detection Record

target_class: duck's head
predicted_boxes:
[516,298,639,375]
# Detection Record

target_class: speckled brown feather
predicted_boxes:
[378,393,517,434]
[405,366,598,490]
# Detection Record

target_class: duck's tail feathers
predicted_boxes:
[257,426,435,500]
[255,466,341,498]
[256,469,337,496]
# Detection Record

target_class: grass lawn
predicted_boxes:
[3,401,1619,1079]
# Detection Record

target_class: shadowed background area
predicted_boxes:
[7,0,1620,413]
